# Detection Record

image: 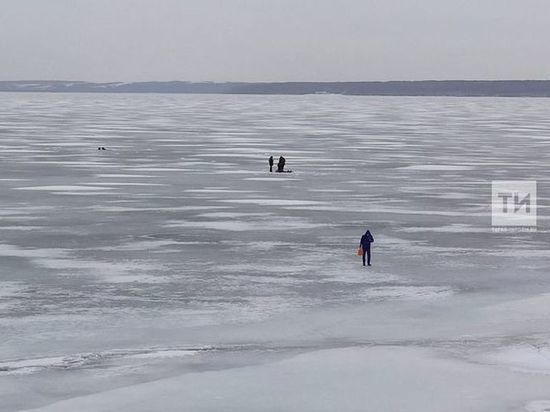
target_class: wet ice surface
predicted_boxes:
[1,93,550,411]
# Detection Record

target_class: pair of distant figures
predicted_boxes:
[97,147,107,151]
[268,156,292,173]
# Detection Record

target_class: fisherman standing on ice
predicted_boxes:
[359,229,374,266]
[269,156,274,172]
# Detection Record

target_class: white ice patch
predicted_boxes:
[88,206,150,212]
[398,224,487,233]
[166,219,325,231]
[361,286,454,301]
[186,189,260,193]
[0,244,69,259]
[89,182,168,186]
[286,205,464,216]
[245,177,299,181]
[525,400,550,412]
[196,212,272,218]
[219,198,324,206]
[482,293,550,323]
[325,268,401,284]
[308,189,353,193]
[51,192,118,196]
[0,356,66,375]
[220,169,260,174]
[483,344,550,375]
[0,347,198,376]
[399,165,474,171]
[91,205,233,212]
[0,226,44,231]
[95,174,159,178]
[96,240,188,251]
[14,185,112,191]
[31,162,121,168]
[482,249,550,258]
[31,142,101,147]
[0,244,160,282]
[127,350,197,360]
[124,167,186,171]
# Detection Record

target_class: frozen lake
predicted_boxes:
[1,93,550,411]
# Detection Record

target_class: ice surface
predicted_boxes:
[245,177,299,181]
[219,198,324,206]
[0,347,198,376]
[14,347,550,412]
[399,165,475,171]
[526,400,550,412]
[482,344,550,375]
[1,93,550,411]
[166,218,326,231]
[14,185,113,191]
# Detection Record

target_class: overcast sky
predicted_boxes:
[1,0,549,82]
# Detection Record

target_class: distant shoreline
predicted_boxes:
[2,80,550,97]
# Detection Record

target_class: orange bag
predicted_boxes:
[357,247,363,256]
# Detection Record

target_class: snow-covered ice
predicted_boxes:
[1,93,550,411]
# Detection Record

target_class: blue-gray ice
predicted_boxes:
[1,93,550,411]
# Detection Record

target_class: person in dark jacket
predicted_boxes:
[269,156,274,172]
[359,230,374,266]
[277,156,286,172]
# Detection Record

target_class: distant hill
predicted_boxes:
[1,80,550,97]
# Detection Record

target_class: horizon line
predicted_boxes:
[3,79,550,84]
